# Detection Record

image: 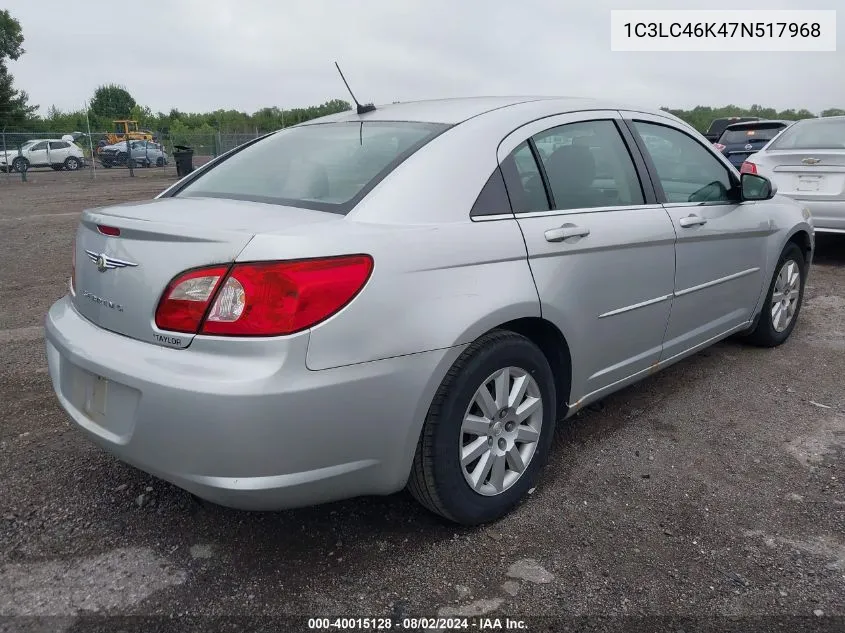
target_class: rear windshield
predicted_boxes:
[768,118,845,150]
[174,121,449,213]
[718,124,786,145]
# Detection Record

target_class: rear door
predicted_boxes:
[500,111,677,404]
[623,112,771,360]
[49,141,70,164]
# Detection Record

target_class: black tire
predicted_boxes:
[116,152,127,166]
[64,157,80,171]
[12,157,28,173]
[408,330,558,525]
[155,157,165,167]
[743,242,806,347]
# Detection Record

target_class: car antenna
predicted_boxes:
[334,62,376,115]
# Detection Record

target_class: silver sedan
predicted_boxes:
[45,97,814,525]
[740,115,845,235]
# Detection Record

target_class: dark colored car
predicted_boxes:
[713,120,792,169]
[703,117,760,143]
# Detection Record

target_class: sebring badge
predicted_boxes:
[85,250,138,273]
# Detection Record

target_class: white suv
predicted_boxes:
[0,138,86,172]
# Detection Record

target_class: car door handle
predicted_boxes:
[544,225,591,242]
[679,214,707,228]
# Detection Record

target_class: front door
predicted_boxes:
[27,141,49,167]
[623,113,772,361]
[498,112,677,407]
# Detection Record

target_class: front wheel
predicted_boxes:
[408,330,557,525]
[743,242,806,347]
[12,157,28,173]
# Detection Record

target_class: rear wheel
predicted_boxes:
[409,330,557,525]
[743,242,806,347]
[64,157,80,171]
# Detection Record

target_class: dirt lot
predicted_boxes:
[1,170,843,633]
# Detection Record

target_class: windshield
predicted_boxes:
[174,121,450,214]
[719,125,785,145]
[768,118,845,150]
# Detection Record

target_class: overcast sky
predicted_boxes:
[4,0,843,115]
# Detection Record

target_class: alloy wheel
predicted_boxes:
[459,366,543,496]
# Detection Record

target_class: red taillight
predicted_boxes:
[97,224,120,236]
[740,161,757,175]
[713,143,726,152]
[154,255,373,337]
[155,265,229,333]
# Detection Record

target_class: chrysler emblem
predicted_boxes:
[85,250,138,273]
[802,157,821,165]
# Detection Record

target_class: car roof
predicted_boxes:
[298,96,666,125]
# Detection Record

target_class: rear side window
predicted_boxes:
[500,142,550,213]
[533,120,644,210]
[719,125,785,145]
[174,121,449,214]
[471,168,512,217]
[768,118,845,150]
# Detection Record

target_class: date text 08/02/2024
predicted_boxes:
[307,617,529,630]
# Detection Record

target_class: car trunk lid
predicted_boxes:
[72,197,339,348]
[754,150,845,200]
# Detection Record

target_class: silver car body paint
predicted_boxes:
[45,96,814,510]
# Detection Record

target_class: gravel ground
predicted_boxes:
[0,170,843,633]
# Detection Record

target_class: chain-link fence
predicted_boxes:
[0,129,268,182]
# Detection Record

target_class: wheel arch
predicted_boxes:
[400,315,573,490]
[786,228,813,266]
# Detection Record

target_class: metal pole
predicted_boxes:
[84,102,96,179]
[17,143,26,182]
[2,126,8,183]
[126,133,135,177]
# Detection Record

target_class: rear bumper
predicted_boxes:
[45,296,461,510]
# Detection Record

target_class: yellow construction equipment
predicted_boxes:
[96,120,155,154]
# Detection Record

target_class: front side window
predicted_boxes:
[768,118,845,150]
[174,121,449,214]
[31,142,48,151]
[634,121,735,204]
[532,120,644,210]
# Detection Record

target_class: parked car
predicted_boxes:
[0,138,85,172]
[742,115,845,234]
[713,120,792,169]
[99,140,168,168]
[46,97,814,525]
[703,116,761,143]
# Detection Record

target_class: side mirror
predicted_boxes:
[741,172,776,201]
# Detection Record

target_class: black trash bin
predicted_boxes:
[172,145,195,178]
